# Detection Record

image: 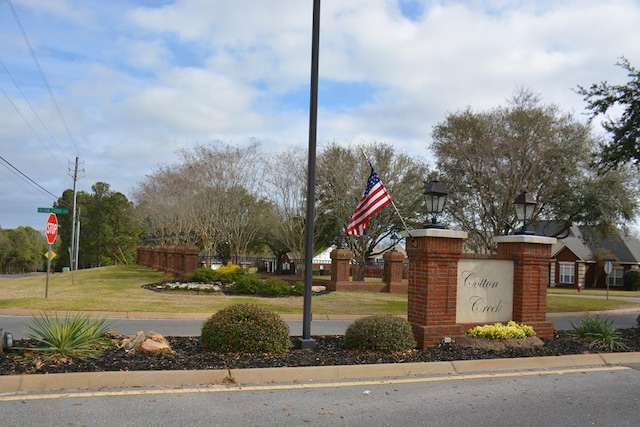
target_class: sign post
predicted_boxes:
[604,259,614,301]
[45,213,58,298]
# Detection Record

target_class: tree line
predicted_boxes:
[0,226,47,273]
[6,60,639,275]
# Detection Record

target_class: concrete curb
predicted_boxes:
[2,352,639,394]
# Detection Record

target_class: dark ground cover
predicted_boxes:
[2,328,640,376]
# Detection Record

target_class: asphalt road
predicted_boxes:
[1,365,639,426]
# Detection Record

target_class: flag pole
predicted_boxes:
[357,147,415,242]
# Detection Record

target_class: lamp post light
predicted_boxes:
[423,180,448,228]
[337,227,347,249]
[513,191,537,235]
[390,233,399,251]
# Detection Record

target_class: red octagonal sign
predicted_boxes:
[45,213,58,245]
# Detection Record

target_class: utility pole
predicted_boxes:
[70,156,79,271]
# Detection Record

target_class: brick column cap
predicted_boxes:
[330,248,353,260]
[493,235,557,245]
[383,250,405,261]
[400,229,467,239]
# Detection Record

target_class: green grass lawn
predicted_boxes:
[1,265,638,315]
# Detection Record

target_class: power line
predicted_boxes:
[0,59,68,167]
[0,154,61,201]
[6,0,81,156]
[0,85,66,170]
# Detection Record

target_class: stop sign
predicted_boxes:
[45,213,58,245]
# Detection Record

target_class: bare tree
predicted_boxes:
[316,142,429,280]
[133,141,269,263]
[263,147,308,267]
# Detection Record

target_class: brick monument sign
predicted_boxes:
[403,229,556,348]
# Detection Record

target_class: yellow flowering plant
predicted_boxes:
[466,321,536,340]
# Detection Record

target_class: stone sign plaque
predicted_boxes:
[456,259,514,324]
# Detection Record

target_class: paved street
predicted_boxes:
[1,365,639,426]
[1,307,639,339]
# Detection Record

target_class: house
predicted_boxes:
[546,224,640,289]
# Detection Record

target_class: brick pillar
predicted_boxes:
[383,250,406,294]
[404,229,468,348]
[328,248,352,291]
[494,235,557,340]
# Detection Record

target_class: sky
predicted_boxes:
[1,0,640,232]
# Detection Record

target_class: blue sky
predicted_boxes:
[1,0,640,231]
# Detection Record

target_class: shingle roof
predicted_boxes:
[538,221,640,264]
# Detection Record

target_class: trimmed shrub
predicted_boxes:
[344,314,416,352]
[466,321,536,340]
[623,269,640,291]
[290,282,305,296]
[188,264,246,284]
[232,274,264,295]
[189,267,218,283]
[264,278,301,296]
[212,263,246,283]
[201,304,290,353]
[229,276,304,297]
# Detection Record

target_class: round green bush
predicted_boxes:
[262,278,295,296]
[623,269,640,291]
[189,267,218,283]
[231,274,264,295]
[344,314,416,352]
[229,276,302,297]
[290,282,305,296]
[200,304,290,353]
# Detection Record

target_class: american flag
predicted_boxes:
[346,166,392,235]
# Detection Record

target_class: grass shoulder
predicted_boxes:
[0,265,638,315]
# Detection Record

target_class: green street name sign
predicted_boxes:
[37,207,69,214]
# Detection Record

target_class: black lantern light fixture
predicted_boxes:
[423,180,448,228]
[390,233,399,251]
[337,227,347,249]
[513,191,537,235]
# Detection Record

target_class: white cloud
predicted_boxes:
[1,0,640,229]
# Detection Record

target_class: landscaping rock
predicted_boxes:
[119,331,174,354]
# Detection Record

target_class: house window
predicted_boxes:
[559,263,575,284]
[607,268,624,286]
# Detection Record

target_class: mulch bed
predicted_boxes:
[2,328,639,376]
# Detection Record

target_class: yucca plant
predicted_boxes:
[24,312,113,359]
[569,315,627,351]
